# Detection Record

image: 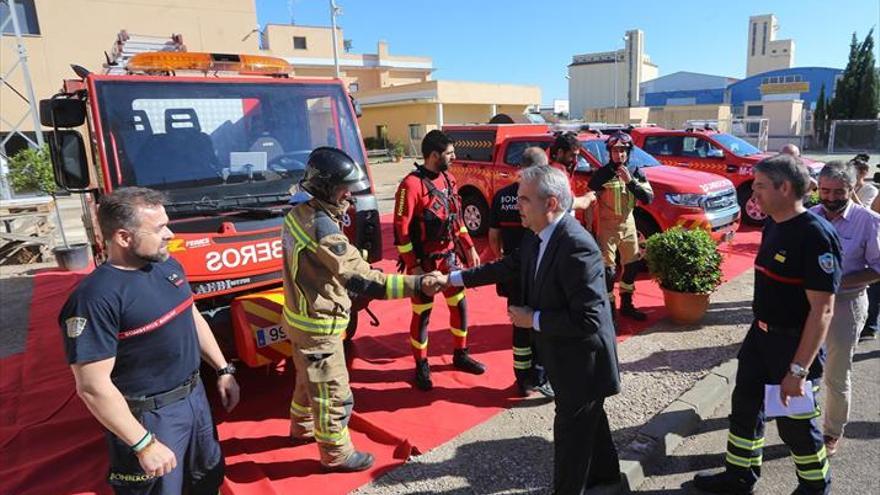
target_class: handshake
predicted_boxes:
[419,271,450,296]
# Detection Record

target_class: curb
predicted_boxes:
[613,358,739,493]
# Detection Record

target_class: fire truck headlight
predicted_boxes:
[665,193,705,208]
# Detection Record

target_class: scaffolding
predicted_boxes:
[0,0,45,200]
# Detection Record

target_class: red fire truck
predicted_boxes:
[40,34,381,365]
[444,124,741,247]
[628,126,824,225]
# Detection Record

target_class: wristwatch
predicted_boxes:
[217,363,237,377]
[789,362,808,378]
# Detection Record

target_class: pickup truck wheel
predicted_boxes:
[738,183,767,226]
[634,213,660,272]
[461,193,489,237]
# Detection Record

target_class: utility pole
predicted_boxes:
[329,0,342,78]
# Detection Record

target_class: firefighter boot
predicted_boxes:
[453,348,486,374]
[693,470,755,494]
[619,292,647,321]
[323,451,375,473]
[414,358,433,391]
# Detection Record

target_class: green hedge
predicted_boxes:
[645,226,722,294]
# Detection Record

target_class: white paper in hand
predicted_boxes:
[764,384,815,418]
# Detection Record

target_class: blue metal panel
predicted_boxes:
[728,67,842,107]
[643,88,726,106]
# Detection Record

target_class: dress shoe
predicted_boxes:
[322,451,374,472]
[453,347,486,374]
[414,358,433,391]
[693,470,754,494]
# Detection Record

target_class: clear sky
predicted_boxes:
[256,0,879,105]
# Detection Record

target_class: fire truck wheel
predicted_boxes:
[461,191,489,237]
[738,182,767,226]
[633,211,659,273]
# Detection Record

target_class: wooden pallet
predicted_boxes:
[0,199,55,217]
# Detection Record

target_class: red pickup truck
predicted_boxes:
[444,124,741,247]
[628,126,824,225]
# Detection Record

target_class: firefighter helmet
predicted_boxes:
[300,147,369,202]
[606,132,634,151]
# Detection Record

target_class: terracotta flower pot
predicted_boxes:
[661,288,710,324]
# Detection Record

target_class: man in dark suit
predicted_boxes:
[444,165,622,494]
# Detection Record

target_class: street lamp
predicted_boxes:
[329,0,342,78]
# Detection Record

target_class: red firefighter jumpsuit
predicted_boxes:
[393,166,475,363]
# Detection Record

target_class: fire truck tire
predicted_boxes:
[633,211,659,273]
[460,191,489,237]
[738,182,767,226]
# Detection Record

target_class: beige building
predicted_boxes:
[1,1,539,159]
[746,14,795,77]
[584,105,733,133]
[568,29,658,119]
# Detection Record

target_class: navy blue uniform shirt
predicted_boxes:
[490,182,528,255]
[59,257,200,398]
[753,210,842,331]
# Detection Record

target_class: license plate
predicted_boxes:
[255,325,288,348]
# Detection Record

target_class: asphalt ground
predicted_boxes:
[637,336,879,495]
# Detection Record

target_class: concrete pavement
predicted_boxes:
[637,337,879,495]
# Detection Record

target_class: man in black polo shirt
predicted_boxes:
[60,188,240,495]
[488,146,554,397]
[694,154,841,495]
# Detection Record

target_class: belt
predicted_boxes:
[755,320,801,338]
[126,372,199,414]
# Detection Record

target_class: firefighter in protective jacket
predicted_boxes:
[283,147,441,472]
[588,132,654,324]
[393,130,486,391]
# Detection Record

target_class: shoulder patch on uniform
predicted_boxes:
[329,242,347,256]
[818,253,835,274]
[65,317,88,338]
[313,211,341,240]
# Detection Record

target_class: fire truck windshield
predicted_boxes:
[92,79,366,209]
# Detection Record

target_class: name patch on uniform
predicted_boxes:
[818,253,835,274]
[65,317,88,338]
[167,272,184,287]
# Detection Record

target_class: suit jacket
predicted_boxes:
[461,214,621,405]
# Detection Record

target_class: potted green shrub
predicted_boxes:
[645,226,723,324]
[7,144,90,270]
[390,139,405,162]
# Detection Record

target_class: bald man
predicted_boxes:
[780,143,801,157]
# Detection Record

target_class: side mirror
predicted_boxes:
[39,96,86,128]
[349,95,362,118]
[707,148,724,159]
[50,131,91,191]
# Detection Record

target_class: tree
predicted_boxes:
[830,29,879,119]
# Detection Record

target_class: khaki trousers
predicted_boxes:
[822,290,869,438]
[287,325,355,466]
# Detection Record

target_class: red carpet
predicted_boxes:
[0,219,760,495]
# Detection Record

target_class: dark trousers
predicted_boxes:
[553,398,620,495]
[862,281,880,336]
[106,379,224,495]
[725,324,830,494]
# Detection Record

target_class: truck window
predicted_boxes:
[93,80,365,208]
[582,139,660,169]
[642,136,683,156]
[504,141,549,166]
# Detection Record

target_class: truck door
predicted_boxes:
[498,139,549,192]
[681,136,727,175]
[641,135,685,168]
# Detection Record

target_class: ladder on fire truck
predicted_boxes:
[104,31,187,74]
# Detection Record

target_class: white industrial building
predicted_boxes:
[567,29,658,120]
